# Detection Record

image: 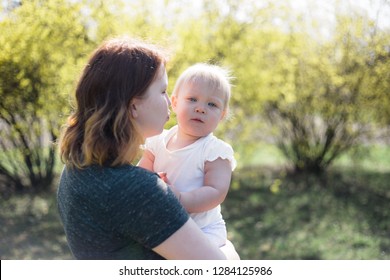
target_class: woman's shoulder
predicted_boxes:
[85,165,167,201]
[125,165,159,181]
[110,165,160,185]
[63,164,159,189]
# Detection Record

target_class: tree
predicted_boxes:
[0,0,91,193]
[263,12,390,173]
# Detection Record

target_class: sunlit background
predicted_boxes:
[1,0,389,260]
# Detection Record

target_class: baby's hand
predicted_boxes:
[157,172,170,184]
[157,172,181,200]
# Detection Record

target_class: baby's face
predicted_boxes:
[172,81,226,138]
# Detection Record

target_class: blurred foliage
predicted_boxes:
[0,0,92,193]
[224,166,390,259]
[263,12,390,173]
[0,0,389,193]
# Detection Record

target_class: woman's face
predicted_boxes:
[131,64,170,139]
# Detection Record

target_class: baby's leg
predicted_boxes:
[202,222,227,247]
[220,239,240,260]
[202,223,240,260]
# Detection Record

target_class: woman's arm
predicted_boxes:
[153,218,227,259]
[179,158,232,213]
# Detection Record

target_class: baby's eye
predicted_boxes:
[208,102,218,108]
[188,97,197,102]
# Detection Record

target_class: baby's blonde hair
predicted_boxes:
[172,63,232,112]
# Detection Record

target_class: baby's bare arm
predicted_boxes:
[137,149,155,171]
[180,158,232,213]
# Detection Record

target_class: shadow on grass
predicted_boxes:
[0,166,389,260]
[0,192,72,259]
[223,166,390,260]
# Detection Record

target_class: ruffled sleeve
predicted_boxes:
[143,132,163,156]
[203,136,237,171]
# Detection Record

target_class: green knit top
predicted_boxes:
[57,164,189,259]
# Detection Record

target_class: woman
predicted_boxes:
[57,37,237,259]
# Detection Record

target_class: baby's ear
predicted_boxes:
[171,95,178,111]
[220,109,227,120]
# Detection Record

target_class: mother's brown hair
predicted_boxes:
[59,37,166,168]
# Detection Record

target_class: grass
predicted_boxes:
[0,192,72,259]
[224,166,390,259]
[0,144,389,260]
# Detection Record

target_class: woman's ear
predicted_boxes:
[130,101,138,118]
